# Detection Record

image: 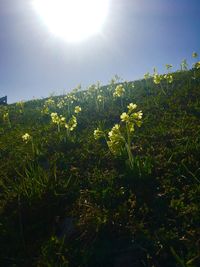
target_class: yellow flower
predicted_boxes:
[3,112,9,120]
[127,103,137,111]
[74,106,81,114]
[97,95,103,102]
[113,84,125,97]
[144,72,151,79]
[136,111,143,120]
[57,99,65,109]
[153,74,162,84]
[120,112,129,122]
[165,64,173,70]
[192,52,198,58]
[164,74,173,83]
[45,98,55,106]
[94,128,104,140]
[195,61,200,69]
[51,112,60,124]
[66,115,77,131]
[60,116,66,122]
[22,133,31,143]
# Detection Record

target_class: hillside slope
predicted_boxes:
[0,68,200,267]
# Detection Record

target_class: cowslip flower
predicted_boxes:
[153,74,162,84]
[113,85,125,97]
[74,106,81,114]
[164,74,173,84]
[60,116,66,122]
[97,95,103,102]
[57,99,65,109]
[51,112,60,124]
[195,61,200,69]
[65,115,77,131]
[144,72,151,79]
[22,133,31,143]
[120,112,129,122]
[133,111,143,120]
[3,112,9,121]
[45,98,55,106]
[107,124,125,155]
[127,103,137,111]
[94,128,104,140]
[165,64,173,70]
[192,52,198,58]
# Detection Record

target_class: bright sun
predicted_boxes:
[32,0,110,42]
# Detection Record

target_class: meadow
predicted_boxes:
[0,57,200,266]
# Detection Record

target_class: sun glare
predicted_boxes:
[32,0,110,42]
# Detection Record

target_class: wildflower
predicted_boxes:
[22,133,31,143]
[74,106,81,114]
[97,95,103,102]
[94,128,104,140]
[144,72,151,79]
[165,64,173,70]
[113,84,125,97]
[16,101,24,112]
[107,124,125,155]
[57,99,65,109]
[120,112,129,122]
[153,74,162,84]
[134,111,143,120]
[42,98,55,114]
[127,103,137,111]
[64,94,77,103]
[164,74,173,83]
[51,112,60,124]
[66,115,77,131]
[192,52,198,58]
[60,116,66,122]
[195,61,200,69]
[3,112,9,121]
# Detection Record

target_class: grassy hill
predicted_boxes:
[0,66,200,266]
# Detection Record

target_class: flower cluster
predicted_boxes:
[120,103,142,132]
[97,95,103,102]
[3,112,9,121]
[165,64,173,70]
[16,101,24,113]
[94,128,104,140]
[113,85,125,97]
[164,74,173,84]
[74,106,81,114]
[42,98,55,114]
[22,133,31,143]
[194,61,200,69]
[153,73,162,84]
[107,124,125,155]
[192,52,198,58]
[94,103,143,160]
[51,112,65,125]
[65,115,77,131]
[64,94,77,104]
[144,72,151,80]
[57,99,65,109]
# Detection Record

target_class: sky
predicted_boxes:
[0,0,200,103]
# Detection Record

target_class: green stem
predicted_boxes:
[126,123,134,169]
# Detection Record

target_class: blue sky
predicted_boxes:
[0,0,200,103]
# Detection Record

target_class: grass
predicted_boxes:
[0,63,200,266]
